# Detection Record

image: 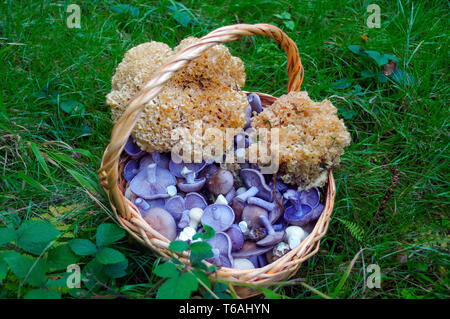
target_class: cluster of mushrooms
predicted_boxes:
[122,94,325,270]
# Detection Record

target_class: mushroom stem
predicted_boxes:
[135,198,150,214]
[181,167,196,184]
[235,186,259,202]
[247,197,276,211]
[178,210,190,229]
[259,215,275,235]
[146,163,157,184]
[212,248,221,265]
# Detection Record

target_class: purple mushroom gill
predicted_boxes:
[169,159,206,178]
[206,232,233,268]
[124,136,144,157]
[130,163,176,200]
[283,190,324,226]
[201,204,235,232]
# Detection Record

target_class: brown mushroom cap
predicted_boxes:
[206,169,234,195]
[143,207,177,241]
[242,205,268,228]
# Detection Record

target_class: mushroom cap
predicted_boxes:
[124,136,143,157]
[300,188,320,208]
[206,169,234,195]
[240,169,273,201]
[164,195,185,221]
[185,192,207,210]
[135,197,165,217]
[130,164,176,200]
[123,159,139,182]
[177,177,206,192]
[242,205,268,228]
[232,241,274,259]
[247,93,263,114]
[197,163,219,180]
[284,203,313,226]
[143,207,177,241]
[231,198,246,222]
[225,224,244,252]
[256,230,285,246]
[206,232,233,268]
[201,204,235,232]
[169,159,206,178]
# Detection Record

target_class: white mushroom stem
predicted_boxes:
[238,221,250,235]
[215,194,228,205]
[146,163,157,183]
[181,166,195,184]
[188,207,203,229]
[236,187,247,196]
[178,226,196,241]
[273,242,290,258]
[233,258,255,270]
[166,185,177,197]
[285,226,308,249]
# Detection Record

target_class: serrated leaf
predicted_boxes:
[169,240,189,252]
[192,225,215,241]
[96,247,126,265]
[192,269,211,290]
[60,99,85,115]
[24,288,61,299]
[103,259,128,278]
[283,20,295,31]
[47,244,78,270]
[156,272,198,299]
[190,241,212,255]
[16,220,60,255]
[96,223,126,247]
[154,262,179,278]
[0,227,16,246]
[5,253,48,287]
[69,239,97,256]
[82,259,107,290]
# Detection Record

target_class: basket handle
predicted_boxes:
[99,23,303,219]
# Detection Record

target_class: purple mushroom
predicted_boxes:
[165,192,207,222]
[206,232,233,268]
[123,159,139,182]
[134,197,165,217]
[243,105,252,129]
[169,159,206,178]
[201,204,235,232]
[225,224,244,252]
[235,169,273,202]
[130,163,176,200]
[177,167,206,192]
[232,241,273,259]
[197,163,219,180]
[283,189,324,226]
[206,169,234,195]
[242,205,285,246]
[124,136,144,158]
[247,93,263,114]
[142,207,177,241]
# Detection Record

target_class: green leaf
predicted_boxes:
[339,109,357,120]
[67,169,99,193]
[382,53,399,63]
[16,220,60,255]
[69,239,97,256]
[392,69,415,86]
[169,240,189,252]
[192,269,211,290]
[24,289,61,299]
[154,262,179,278]
[47,244,78,270]
[192,225,215,241]
[96,223,126,247]
[190,241,212,255]
[5,253,48,287]
[332,78,352,89]
[96,247,126,265]
[60,99,85,115]
[29,142,52,179]
[365,50,390,66]
[103,260,128,278]
[156,272,198,299]
[110,4,139,17]
[274,12,291,20]
[82,259,107,290]
[348,45,365,55]
[360,70,376,78]
[0,259,8,282]
[0,227,16,246]
[283,20,295,31]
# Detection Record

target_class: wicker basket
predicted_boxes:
[98,23,336,298]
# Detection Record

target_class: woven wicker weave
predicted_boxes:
[98,23,336,298]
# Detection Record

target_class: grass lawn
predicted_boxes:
[0,0,448,299]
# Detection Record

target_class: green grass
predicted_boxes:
[0,0,449,299]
